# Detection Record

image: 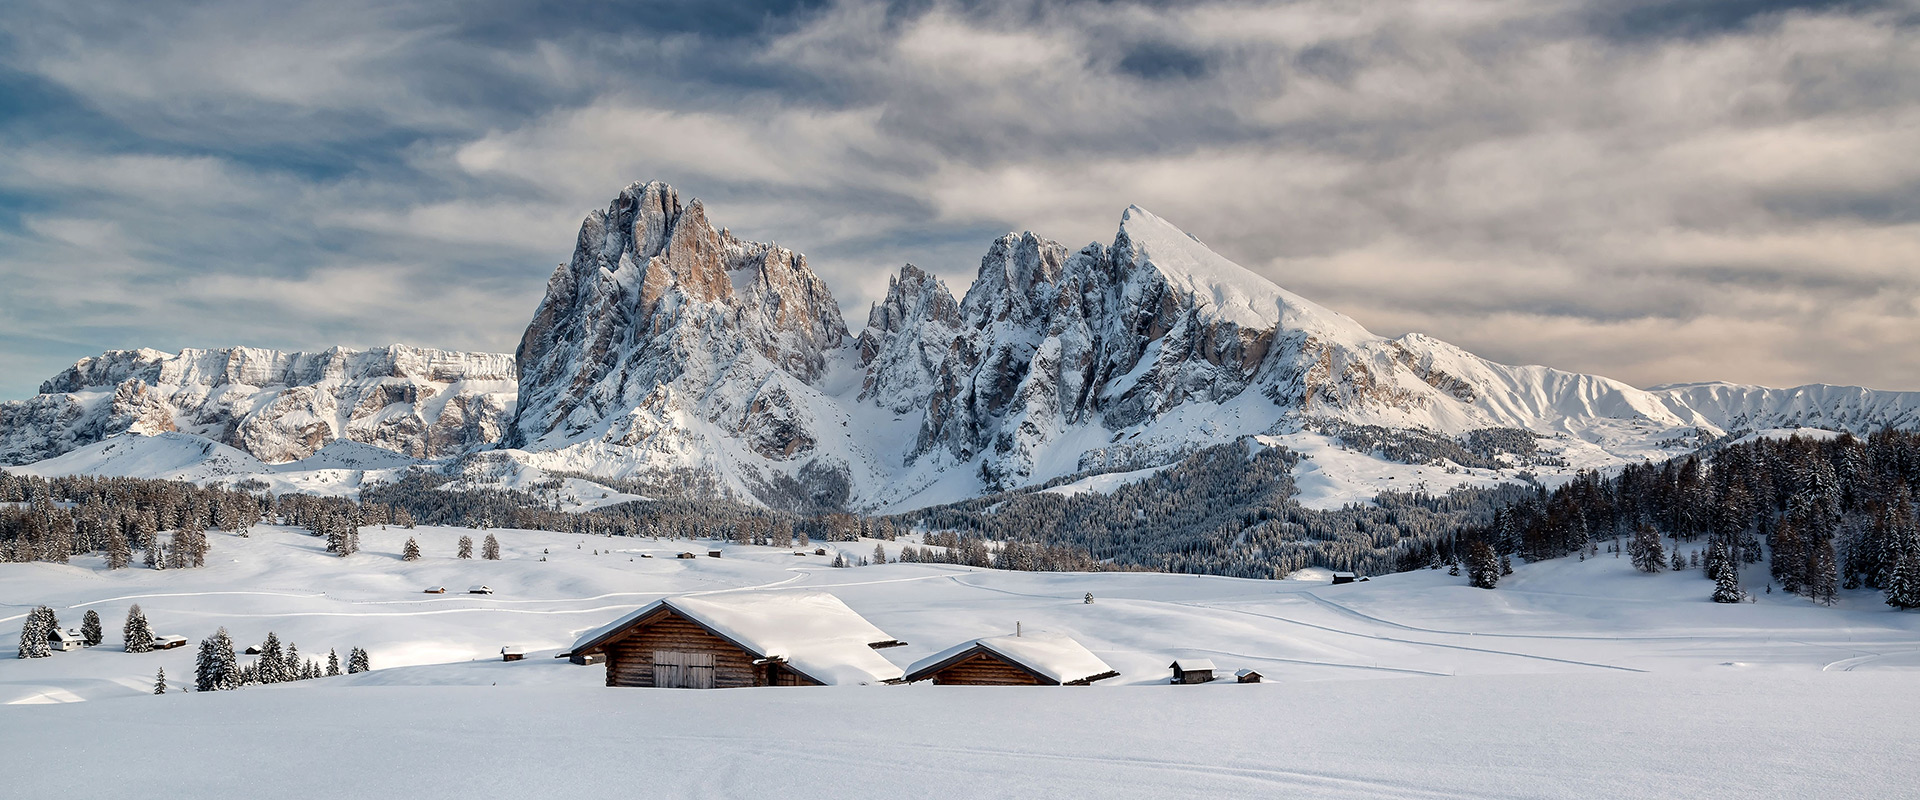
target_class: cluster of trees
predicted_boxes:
[0,472,266,567]
[191,628,368,691]
[893,440,1531,578]
[1449,429,1920,607]
[1305,422,1564,471]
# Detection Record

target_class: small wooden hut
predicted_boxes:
[150,635,188,650]
[1170,658,1216,684]
[904,632,1118,686]
[559,592,906,688]
[1331,572,1358,585]
[47,628,84,652]
[1235,668,1263,684]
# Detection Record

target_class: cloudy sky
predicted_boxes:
[1,0,1915,399]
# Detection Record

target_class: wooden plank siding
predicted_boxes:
[925,651,1046,686]
[599,610,823,688]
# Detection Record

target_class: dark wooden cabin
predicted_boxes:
[1235,668,1263,683]
[904,632,1118,686]
[560,592,906,688]
[1170,658,1217,684]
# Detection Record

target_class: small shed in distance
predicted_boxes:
[1235,668,1263,684]
[469,585,493,594]
[905,632,1118,686]
[48,628,84,652]
[707,550,723,558]
[501,646,525,662]
[150,635,188,650]
[1170,658,1216,684]
[676,552,698,559]
[1331,572,1358,585]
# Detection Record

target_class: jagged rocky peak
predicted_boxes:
[858,264,962,413]
[509,180,849,449]
[0,344,516,466]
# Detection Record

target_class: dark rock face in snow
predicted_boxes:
[0,345,516,465]
[508,181,846,453]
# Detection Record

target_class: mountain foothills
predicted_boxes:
[5,180,1920,513]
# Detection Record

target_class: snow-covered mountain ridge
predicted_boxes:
[491,181,1920,510]
[0,345,515,466]
[5,180,1919,510]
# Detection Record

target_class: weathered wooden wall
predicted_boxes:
[603,613,761,688]
[929,652,1045,686]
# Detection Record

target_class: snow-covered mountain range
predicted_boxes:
[0,345,514,466]
[5,180,1919,510]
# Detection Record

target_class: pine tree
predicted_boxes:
[194,627,237,691]
[153,667,166,695]
[1885,525,1920,611]
[1807,535,1839,606]
[123,604,153,653]
[402,537,421,561]
[1670,547,1687,572]
[872,542,888,565]
[80,609,102,646]
[347,647,370,674]
[17,606,53,658]
[1466,540,1501,589]
[258,632,286,684]
[482,533,501,560]
[105,528,131,570]
[326,649,341,677]
[457,536,473,559]
[1629,523,1665,574]
[1499,554,1513,576]
[1712,562,1744,604]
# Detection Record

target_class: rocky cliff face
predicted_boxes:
[0,345,515,465]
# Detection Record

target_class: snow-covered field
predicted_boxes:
[4,524,1918,798]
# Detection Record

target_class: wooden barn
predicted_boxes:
[1235,668,1263,683]
[150,635,188,650]
[1170,658,1216,684]
[904,632,1118,686]
[559,592,907,688]
[1331,572,1358,585]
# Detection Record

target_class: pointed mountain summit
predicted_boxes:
[7,180,1918,512]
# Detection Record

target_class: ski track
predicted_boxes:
[1298,592,1715,642]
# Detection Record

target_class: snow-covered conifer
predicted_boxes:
[123,604,153,653]
[402,537,421,561]
[80,609,102,646]
[17,606,53,658]
[1712,562,1744,604]
[482,533,500,560]
[154,667,166,695]
[457,536,473,559]
[327,649,341,677]
[1629,524,1665,574]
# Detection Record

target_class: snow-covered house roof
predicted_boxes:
[47,628,79,642]
[562,591,907,686]
[905,632,1118,686]
[1171,658,1216,672]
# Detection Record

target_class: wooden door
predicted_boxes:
[652,650,716,689]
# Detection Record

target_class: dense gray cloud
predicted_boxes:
[0,0,1915,399]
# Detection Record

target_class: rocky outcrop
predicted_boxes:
[508,181,846,452]
[0,345,515,465]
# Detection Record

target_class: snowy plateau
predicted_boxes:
[5,180,1920,511]
[6,181,1920,799]
[6,526,1920,798]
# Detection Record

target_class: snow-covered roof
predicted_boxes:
[565,591,905,686]
[1171,658,1216,672]
[1234,669,1261,678]
[152,635,187,644]
[47,628,79,642]
[906,632,1117,685]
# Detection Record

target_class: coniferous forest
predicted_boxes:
[6,428,1919,610]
